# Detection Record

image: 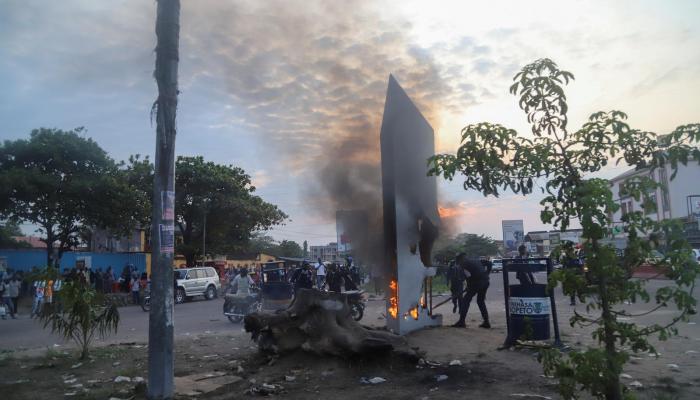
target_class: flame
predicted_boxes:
[420,294,426,309]
[388,280,398,319]
[438,205,462,218]
[409,306,419,320]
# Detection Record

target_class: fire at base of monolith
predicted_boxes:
[380,74,443,335]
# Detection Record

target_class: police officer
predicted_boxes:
[453,253,491,329]
[323,263,344,293]
[291,261,314,294]
[516,244,535,285]
[446,260,465,313]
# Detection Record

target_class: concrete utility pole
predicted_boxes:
[148,1,180,398]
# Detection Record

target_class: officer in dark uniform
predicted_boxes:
[446,260,465,313]
[453,253,491,328]
[290,261,314,294]
[323,263,344,293]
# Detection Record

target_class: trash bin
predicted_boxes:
[508,283,551,341]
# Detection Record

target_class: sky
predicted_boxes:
[1,0,699,246]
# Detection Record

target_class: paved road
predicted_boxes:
[2,273,698,353]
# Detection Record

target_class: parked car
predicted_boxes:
[490,259,503,273]
[692,249,700,262]
[174,267,221,304]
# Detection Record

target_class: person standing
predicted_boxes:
[1,278,15,319]
[453,253,491,329]
[446,260,465,313]
[515,244,535,285]
[103,266,114,294]
[324,264,343,293]
[9,275,21,316]
[130,275,141,305]
[314,258,326,290]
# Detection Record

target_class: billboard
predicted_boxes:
[502,220,524,253]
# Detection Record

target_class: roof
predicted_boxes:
[609,167,648,183]
[11,236,47,249]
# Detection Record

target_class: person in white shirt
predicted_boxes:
[315,258,326,289]
[232,269,255,298]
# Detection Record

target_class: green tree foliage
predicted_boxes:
[433,233,499,264]
[278,240,304,258]
[0,221,32,249]
[40,278,120,360]
[244,233,303,258]
[126,156,288,266]
[429,59,700,400]
[0,128,146,266]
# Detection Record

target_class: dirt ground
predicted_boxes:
[1,295,699,399]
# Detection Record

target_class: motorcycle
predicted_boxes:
[223,286,261,323]
[345,290,366,321]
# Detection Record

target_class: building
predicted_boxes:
[524,229,583,256]
[310,243,339,262]
[11,236,47,249]
[609,161,700,247]
[89,228,147,253]
[609,161,700,223]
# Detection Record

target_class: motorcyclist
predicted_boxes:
[231,268,255,298]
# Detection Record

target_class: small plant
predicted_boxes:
[39,279,120,360]
[429,58,699,399]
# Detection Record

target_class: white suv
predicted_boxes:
[174,267,221,304]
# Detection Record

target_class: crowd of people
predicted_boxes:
[289,257,361,294]
[0,262,150,320]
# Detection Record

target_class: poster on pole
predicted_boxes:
[159,224,175,255]
[502,220,524,254]
[162,190,175,220]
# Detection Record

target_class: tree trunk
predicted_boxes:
[244,289,422,360]
[599,270,622,400]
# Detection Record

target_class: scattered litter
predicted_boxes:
[449,359,462,366]
[425,360,441,367]
[204,330,212,334]
[509,394,552,400]
[248,383,284,395]
[436,375,448,382]
[70,363,82,369]
[64,392,77,397]
[112,361,121,367]
[70,384,83,389]
[202,354,219,359]
[237,366,245,374]
[666,364,680,371]
[284,375,296,382]
[133,377,145,383]
[417,358,426,366]
[620,374,633,379]
[53,344,61,347]
[647,353,660,358]
[64,378,77,384]
[114,376,132,383]
[361,377,386,384]
[685,350,698,354]
[629,381,643,389]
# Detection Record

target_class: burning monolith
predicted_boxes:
[380,74,443,335]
